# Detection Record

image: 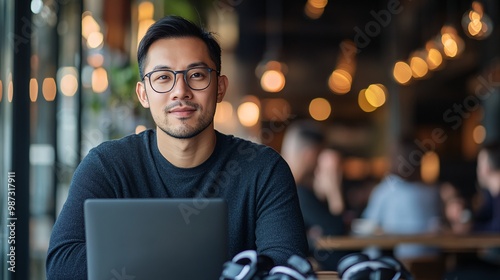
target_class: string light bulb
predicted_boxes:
[462,1,493,40]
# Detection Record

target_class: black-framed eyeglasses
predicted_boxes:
[142,67,220,93]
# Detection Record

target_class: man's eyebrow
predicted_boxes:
[151,65,171,71]
[187,62,209,68]
[150,62,210,71]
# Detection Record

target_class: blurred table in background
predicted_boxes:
[317,234,500,280]
[316,233,500,251]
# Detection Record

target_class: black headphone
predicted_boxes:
[220,250,317,280]
[220,250,275,280]
[337,253,414,280]
[266,255,317,280]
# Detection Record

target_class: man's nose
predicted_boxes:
[170,72,192,100]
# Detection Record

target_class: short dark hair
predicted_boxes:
[137,15,221,79]
[390,137,422,181]
[482,141,500,170]
[289,119,325,147]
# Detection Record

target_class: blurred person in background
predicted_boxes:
[444,141,500,279]
[281,120,350,271]
[361,138,442,261]
[439,181,472,235]
[473,141,500,233]
[314,148,345,219]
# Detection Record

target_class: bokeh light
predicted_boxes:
[42,78,57,101]
[309,98,331,121]
[60,74,78,96]
[358,89,377,112]
[7,74,13,102]
[426,47,443,70]
[214,101,234,124]
[87,31,104,49]
[237,101,260,127]
[410,56,429,78]
[138,1,154,21]
[462,1,493,40]
[328,69,352,94]
[82,13,100,39]
[343,157,370,180]
[364,84,387,108]
[305,0,327,19]
[393,61,412,85]
[91,67,108,93]
[87,53,104,68]
[440,26,464,58]
[472,125,486,144]
[30,78,38,102]
[261,70,286,92]
[421,151,440,184]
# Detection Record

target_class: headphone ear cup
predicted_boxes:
[375,256,414,280]
[265,255,316,280]
[286,255,314,276]
[369,267,399,280]
[220,250,259,280]
[374,256,401,270]
[337,253,370,278]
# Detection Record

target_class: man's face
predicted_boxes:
[136,37,226,139]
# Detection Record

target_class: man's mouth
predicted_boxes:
[168,106,197,117]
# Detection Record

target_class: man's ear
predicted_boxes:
[216,75,228,103]
[136,81,150,108]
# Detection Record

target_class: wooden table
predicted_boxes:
[316,233,500,251]
[316,271,339,280]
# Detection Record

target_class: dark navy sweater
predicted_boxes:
[46,130,308,279]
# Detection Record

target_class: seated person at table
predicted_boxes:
[361,138,442,260]
[46,15,307,279]
[439,180,473,234]
[281,120,349,270]
[468,141,500,268]
[444,141,500,280]
[474,141,500,233]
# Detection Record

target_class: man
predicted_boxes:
[46,15,307,279]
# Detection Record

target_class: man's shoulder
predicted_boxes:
[217,131,280,159]
[90,129,154,157]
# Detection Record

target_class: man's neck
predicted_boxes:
[156,127,217,168]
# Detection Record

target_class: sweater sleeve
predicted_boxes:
[254,152,309,265]
[46,149,116,280]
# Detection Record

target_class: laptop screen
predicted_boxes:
[84,198,228,280]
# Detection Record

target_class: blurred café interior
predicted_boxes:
[1,0,500,279]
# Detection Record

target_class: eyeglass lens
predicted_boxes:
[148,68,212,93]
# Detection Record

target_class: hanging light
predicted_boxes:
[328,40,357,95]
[393,61,412,85]
[439,25,465,59]
[462,1,493,40]
[257,60,287,93]
[257,0,286,93]
[425,41,444,71]
[409,50,429,79]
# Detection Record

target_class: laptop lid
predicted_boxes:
[84,198,228,280]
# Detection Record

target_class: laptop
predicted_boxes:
[84,198,228,280]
